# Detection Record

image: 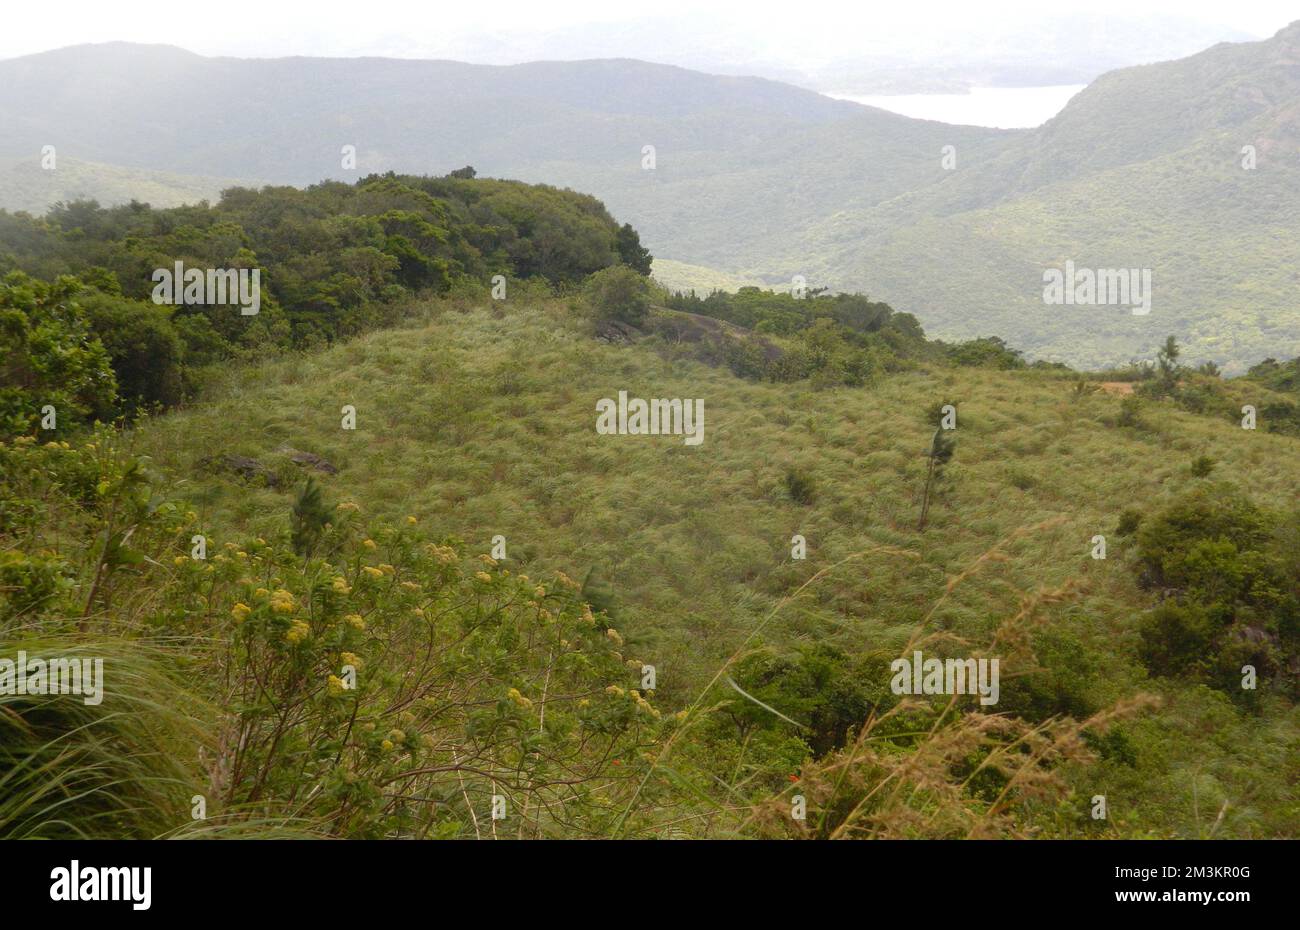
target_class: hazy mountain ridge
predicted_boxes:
[1,25,1297,370]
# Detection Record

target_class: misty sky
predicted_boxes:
[1,0,1295,63]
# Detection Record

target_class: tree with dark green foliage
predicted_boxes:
[614,223,653,276]
[78,289,186,415]
[290,476,331,559]
[727,644,883,756]
[1151,334,1182,396]
[0,271,117,438]
[944,335,1026,370]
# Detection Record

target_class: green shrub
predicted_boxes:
[584,265,652,327]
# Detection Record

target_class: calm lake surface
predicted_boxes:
[827,85,1088,128]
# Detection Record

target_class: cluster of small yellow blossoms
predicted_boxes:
[285,618,311,644]
[270,589,296,614]
[474,571,493,583]
[580,605,596,625]
[362,538,377,550]
[554,571,581,591]
[605,628,623,646]
[332,576,352,595]
[362,566,384,579]
[327,674,347,695]
[345,614,366,630]
[507,687,534,709]
[405,515,418,525]
[231,602,251,622]
[340,651,362,668]
[400,580,421,592]
[336,501,361,513]
[477,554,498,567]
[602,685,660,718]
[629,689,660,718]
[424,543,457,564]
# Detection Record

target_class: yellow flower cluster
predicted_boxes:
[362,566,384,579]
[345,614,366,630]
[478,554,499,567]
[554,571,581,591]
[341,652,362,668]
[424,543,457,564]
[285,618,311,644]
[270,589,296,614]
[336,501,361,513]
[231,602,251,622]
[605,628,623,646]
[475,571,493,583]
[507,687,533,709]
[630,689,660,719]
[332,576,351,594]
[327,674,346,695]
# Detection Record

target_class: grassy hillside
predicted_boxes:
[123,296,1298,838]
[797,130,1300,372]
[651,259,769,293]
[0,156,245,214]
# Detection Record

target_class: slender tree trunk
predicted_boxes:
[918,456,936,530]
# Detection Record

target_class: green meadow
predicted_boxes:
[133,298,1299,837]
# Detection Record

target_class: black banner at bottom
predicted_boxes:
[0,838,1285,916]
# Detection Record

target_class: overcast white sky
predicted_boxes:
[1,0,1295,61]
